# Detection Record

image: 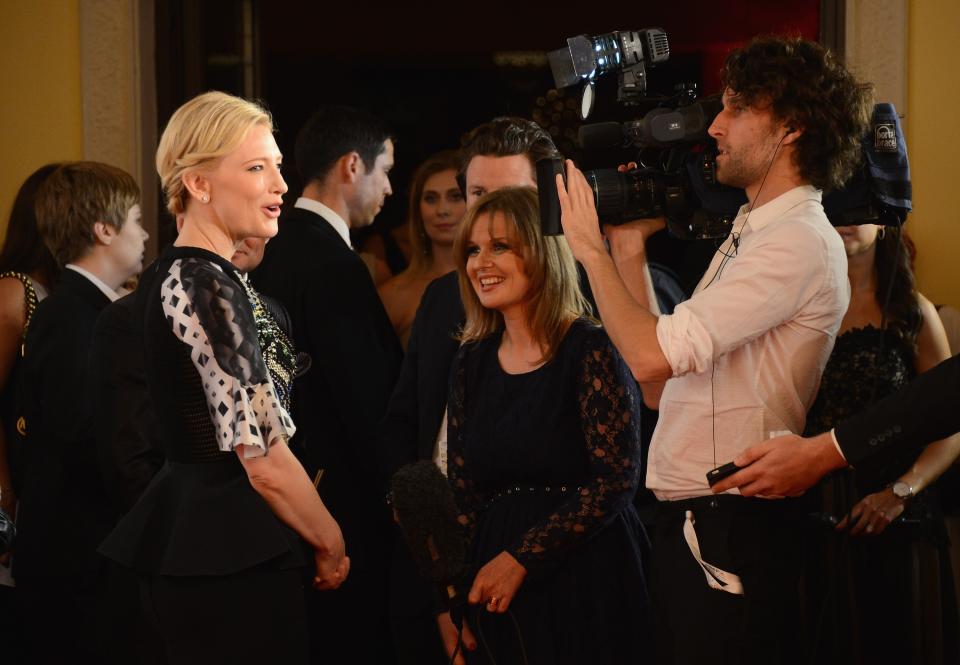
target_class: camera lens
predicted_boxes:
[586,169,658,223]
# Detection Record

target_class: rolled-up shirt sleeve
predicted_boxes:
[656,305,715,377]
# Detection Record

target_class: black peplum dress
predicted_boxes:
[447,319,650,665]
[801,325,958,665]
[99,246,308,664]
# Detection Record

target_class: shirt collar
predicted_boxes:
[64,264,120,302]
[736,185,822,232]
[295,197,352,248]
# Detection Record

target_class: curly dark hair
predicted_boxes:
[721,36,873,191]
[457,117,560,188]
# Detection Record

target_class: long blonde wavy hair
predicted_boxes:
[453,187,591,363]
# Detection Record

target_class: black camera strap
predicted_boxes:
[705,133,787,470]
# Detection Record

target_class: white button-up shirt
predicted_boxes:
[295,197,352,249]
[65,264,120,302]
[647,185,849,500]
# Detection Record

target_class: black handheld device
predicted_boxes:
[706,461,740,487]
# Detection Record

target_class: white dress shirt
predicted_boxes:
[647,185,849,500]
[294,197,352,248]
[64,264,120,302]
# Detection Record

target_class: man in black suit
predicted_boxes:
[378,117,565,664]
[252,106,402,665]
[92,286,164,514]
[712,353,960,498]
[15,161,147,663]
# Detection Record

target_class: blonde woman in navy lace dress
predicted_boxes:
[437,188,649,665]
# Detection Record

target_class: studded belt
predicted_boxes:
[491,484,584,501]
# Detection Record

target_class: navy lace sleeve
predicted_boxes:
[507,329,642,571]
[446,344,485,544]
[161,257,295,457]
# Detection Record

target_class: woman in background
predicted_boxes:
[0,163,60,663]
[802,221,959,664]
[0,164,60,520]
[378,151,465,347]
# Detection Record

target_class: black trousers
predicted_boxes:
[16,567,110,665]
[15,561,157,665]
[140,565,307,665]
[652,495,804,665]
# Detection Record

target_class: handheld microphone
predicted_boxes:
[390,461,472,619]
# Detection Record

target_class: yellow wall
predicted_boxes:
[0,1,83,234]
[907,0,960,307]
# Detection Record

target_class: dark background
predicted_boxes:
[155,0,826,288]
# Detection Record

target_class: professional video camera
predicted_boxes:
[823,102,911,227]
[539,29,747,239]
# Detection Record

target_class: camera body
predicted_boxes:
[823,102,911,227]
[540,28,747,239]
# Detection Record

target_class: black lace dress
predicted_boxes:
[802,325,958,665]
[448,319,650,665]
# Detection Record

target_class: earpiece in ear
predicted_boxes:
[785,127,797,135]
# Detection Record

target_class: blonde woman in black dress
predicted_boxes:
[101,92,347,664]
[440,187,649,664]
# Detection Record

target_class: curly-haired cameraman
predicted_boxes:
[558,36,872,664]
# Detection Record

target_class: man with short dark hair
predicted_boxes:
[558,36,872,664]
[252,106,402,665]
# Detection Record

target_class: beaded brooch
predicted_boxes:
[235,271,298,413]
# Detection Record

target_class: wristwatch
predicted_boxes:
[892,481,915,500]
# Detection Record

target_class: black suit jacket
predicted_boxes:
[835,352,960,466]
[91,291,165,514]
[251,205,402,552]
[15,269,115,579]
[378,270,463,482]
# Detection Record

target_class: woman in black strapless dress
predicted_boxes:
[801,222,959,664]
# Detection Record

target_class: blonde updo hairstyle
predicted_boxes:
[156,91,273,216]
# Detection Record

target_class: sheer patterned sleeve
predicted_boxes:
[446,344,486,546]
[507,329,641,574]
[161,258,295,458]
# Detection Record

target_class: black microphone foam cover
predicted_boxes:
[578,122,625,149]
[390,461,466,584]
